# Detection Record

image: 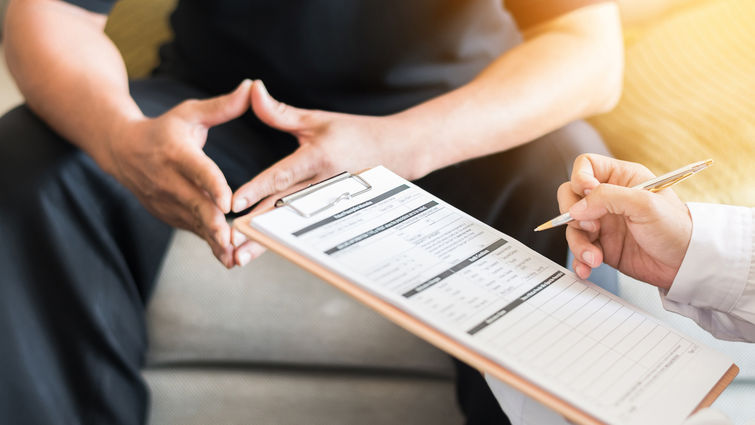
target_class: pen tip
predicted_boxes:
[534,222,551,232]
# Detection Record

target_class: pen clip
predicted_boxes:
[646,171,695,193]
[637,159,713,193]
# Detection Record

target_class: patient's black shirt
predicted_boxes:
[67,0,523,114]
[64,0,605,114]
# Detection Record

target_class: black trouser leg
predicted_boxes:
[416,120,610,425]
[0,104,170,425]
[0,77,292,425]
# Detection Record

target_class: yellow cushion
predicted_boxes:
[104,0,176,78]
[589,0,755,206]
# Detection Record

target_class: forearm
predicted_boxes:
[396,3,623,177]
[4,0,143,172]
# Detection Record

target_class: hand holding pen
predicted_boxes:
[548,154,712,289]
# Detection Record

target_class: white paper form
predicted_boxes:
[249,166,734,425]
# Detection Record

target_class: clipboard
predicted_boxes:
[234,168,738,425]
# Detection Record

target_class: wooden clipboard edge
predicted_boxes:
[234,193,738,425]
[692,364,739,413]
[234,212,605,425]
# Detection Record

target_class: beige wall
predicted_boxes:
[0,45,23,114]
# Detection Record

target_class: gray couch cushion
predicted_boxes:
[145,368,462,425]
[147,230,454,376]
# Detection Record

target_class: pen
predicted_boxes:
[534,159,714,232]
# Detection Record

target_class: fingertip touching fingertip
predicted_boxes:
[254,79,268,94]
[237,250,252,267]
[233,197,250,213]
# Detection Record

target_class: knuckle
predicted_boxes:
[592,183,607,197]
[638,165,655,179]
[140,180,159,199]
[317,149,333,170]
[162,145,181,165]
[272,169,294,192]
[643,192,663,213]
[206,170,226,194]
[206,212,226,232]
[176,99,199,116]
[207,223,223,239]
[575,153,590,164]
[302,145,329,172]
[218,99,238,118]
[190,201,203,220]
[182,99,200,110]
[275,101,290,116]
[297,110,318,127]
[634,163,652,175]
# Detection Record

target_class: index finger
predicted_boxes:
[557,181,597,231]
[571,154,656,192]
[557,181,582,214]
[231,148,318,212]
[570,154,601,196]
[174,147,233,213]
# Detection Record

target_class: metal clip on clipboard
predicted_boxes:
[274,171,372,217]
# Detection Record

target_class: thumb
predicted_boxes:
[193,79,253,127]
[250,80,312,132]
[569,183,659,223]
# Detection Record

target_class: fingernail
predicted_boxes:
[232,229,248,246]
[583,189,592,196]
[579,221,595,232]
[572,199,587,213]
[582,251,595,267]
[237,250,252,266]
[240,78,252,89]
[233,198,249,213]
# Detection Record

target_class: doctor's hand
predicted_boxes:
[103,80,254,269]
[230,80,426,266]
[557,154,693,289]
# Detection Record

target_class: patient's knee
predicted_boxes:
[0,105,80,200]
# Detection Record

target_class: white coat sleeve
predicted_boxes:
[660,203,755,342]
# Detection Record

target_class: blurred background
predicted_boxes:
[597,0,755,207]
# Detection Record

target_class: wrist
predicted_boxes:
[99,110,148,176]
[388,110,436,180]
[666,203,752,310]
